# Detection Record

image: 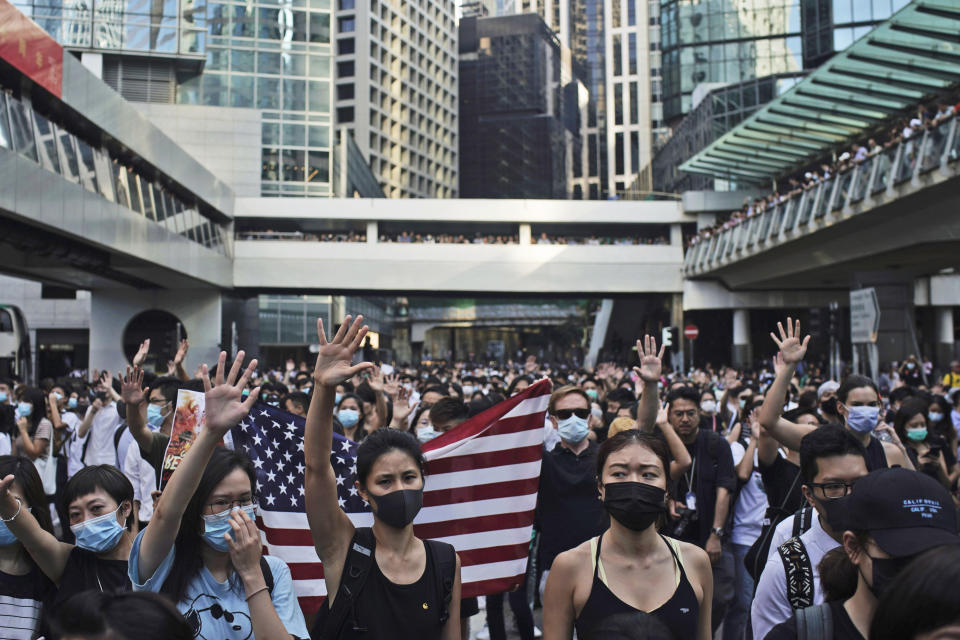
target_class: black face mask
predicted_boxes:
[370,488,423,529]
[866,554,914,599]
[820,397,839,415]
[602,482,666,531]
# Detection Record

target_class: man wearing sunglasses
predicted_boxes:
[752,425,869,640]
[534,385,607,600]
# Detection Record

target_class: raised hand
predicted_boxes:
[770,317,810,366]
[96,370,111,392]
[633,335,666,383]
[202,351,260,436]
[173,339,189,366]
[226,508,263,584]
[524,355,538,374]
[133,339,151,368]
[383,373,401,399]
[121,366,146,406]
[312,315,376,388]
[368,366,386,393]
[392,388,414,424]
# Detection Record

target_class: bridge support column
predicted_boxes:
[366,221,378,244]
[936,307,955,369]
[732,309,751,368]
[670,224,682,246]
[89,289,223,378]
[519,224,531,245]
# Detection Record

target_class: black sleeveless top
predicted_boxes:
[344,542,446,640]
[864,436,889,471]
[574,533,699,640]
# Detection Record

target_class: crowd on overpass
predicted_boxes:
[1,313,960,640]
[236,229,671,246]
[686,95,960,251]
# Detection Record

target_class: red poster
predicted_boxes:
[0,0,63,98]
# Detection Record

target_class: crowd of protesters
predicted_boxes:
[0,315,959,639]
[235,230,670,246]
[686,97,959,250]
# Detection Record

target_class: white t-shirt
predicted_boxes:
[730,446,767,547]
[83,404,122,467]
[123,441,156,523]
[0,433,11,457]
[751,513,839,640]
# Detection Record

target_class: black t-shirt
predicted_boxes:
[758,455,804,516]
[765,600,864,640]
[51,547,131,610]
[674,429,736,547]
[535,442,608,571]
[0,563,55,639]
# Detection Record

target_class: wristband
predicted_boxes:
[1,498,22,523]
[245,585,269,601]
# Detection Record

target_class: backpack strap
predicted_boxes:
[425,539,456,626]
[777,537,814,610]
[795,602,833,640]
[792,505,813,538]
[316,527,377,639]
[113,424,128,467]
[259,556,274,595]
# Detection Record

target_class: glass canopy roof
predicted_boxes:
[679,0,960,185]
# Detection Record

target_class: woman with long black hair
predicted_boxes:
[12,386,50,463]
[129,351,308,639]
[304,315,461,640]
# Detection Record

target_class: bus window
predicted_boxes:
[0,309,12,332]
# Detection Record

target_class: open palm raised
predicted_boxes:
[313,315,376,387]
[770,317,811,365]
[633,334,666,383]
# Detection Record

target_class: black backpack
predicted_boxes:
[311,527,456,639]
[743,464,809,585]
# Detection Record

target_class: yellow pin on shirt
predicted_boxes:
[422,603,429,610]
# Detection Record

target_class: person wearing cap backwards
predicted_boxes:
[817,381,841,424]
[764,467,960,640]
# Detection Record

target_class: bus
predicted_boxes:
[0,304,31,383]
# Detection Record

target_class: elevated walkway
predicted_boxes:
[683,115,960,289]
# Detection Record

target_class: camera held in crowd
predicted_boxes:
[671,504,698,538]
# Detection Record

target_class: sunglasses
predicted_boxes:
[554,408,590,420]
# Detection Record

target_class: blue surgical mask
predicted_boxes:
[71,506,126,553]
[906,427,928,442]
[202,505,258,552]
[67,397,78,409]
[16,402,31,418]
[416,425,439,443]
[335,393,343,405]
[146,403,169,429]
[0,392,7,403]
[338,409,360,428]
[928,411,943,423]
[906,362,916,370]
[0,521,17,546]
[53,392,63,401]
[585,389,598,400]
[557,415,589,443]
[846,405,880,433]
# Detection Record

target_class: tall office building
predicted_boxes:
[333,0,459,198]
[459,14,586,199]
[659,0,905,126]
[514,0,664,199]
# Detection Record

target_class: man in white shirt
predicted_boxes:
[78,397,122,467]
[751,426,869,640]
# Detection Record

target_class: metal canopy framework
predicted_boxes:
[679,0,960,185]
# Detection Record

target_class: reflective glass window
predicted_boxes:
[310,12,330,43]
[291,11,307,41]
[259,8,281,38]
[308,125,329,148]
[202,74,226,105]
[6,97,37,162]
[208,2,228,35]
[230,75,255,107]
[231,49,254,72]
[262,147,280,180]
[338,16,354,32]
[152,184,168,221]
[0,94,11,149]
[258,51,281,74]
[113,161,131,209]
[263,122,280,145]
[282,149,305,181]
[307,151,329,182]
[141,179,156,220]
[128,171,144,214]
[233,5,254,37]
[283,123,305,146]
[283,79,306,110]
[258,77,281,109]
[93,148,116,202]
[309,80,330,112]
[310,55,331,78]
[32,112,60,174]
[75,138,99,194]
[282,53,306,76]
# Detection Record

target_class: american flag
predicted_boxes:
[230,378,552,613]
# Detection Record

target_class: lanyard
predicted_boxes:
[684,455,696,493]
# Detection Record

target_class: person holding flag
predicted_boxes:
[128,350,309,640]
[304,315,462,640]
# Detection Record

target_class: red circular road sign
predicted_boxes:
[684,325,699,340]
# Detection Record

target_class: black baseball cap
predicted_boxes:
[827,468,960,557]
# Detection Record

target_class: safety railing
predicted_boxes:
[683,115,959,274]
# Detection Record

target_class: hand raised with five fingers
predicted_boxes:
[121,366,146,407]
[383,373,402,399]
[173,339,189,366]
[770,317,811,365]
[633,335,666,383]
[368,366,386,393]
[133,339,151,368]
[313,315,376,388]
[202,351,260,436]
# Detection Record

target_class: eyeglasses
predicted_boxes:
[554,408,590,420]
[807,480,856,499]
[205,497,254,513]
[671,410,699,419]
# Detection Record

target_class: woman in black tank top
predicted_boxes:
[303,315,462,640]
[543,430,713,640]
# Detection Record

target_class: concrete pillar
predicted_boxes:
[936,307,955,369]
[733,309,751,368]
[89,288,223,378]
[519,223,531,245]
[366,221,377,244]
[670,224,683,246]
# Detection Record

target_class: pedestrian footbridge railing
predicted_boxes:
[683,115,960,276]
